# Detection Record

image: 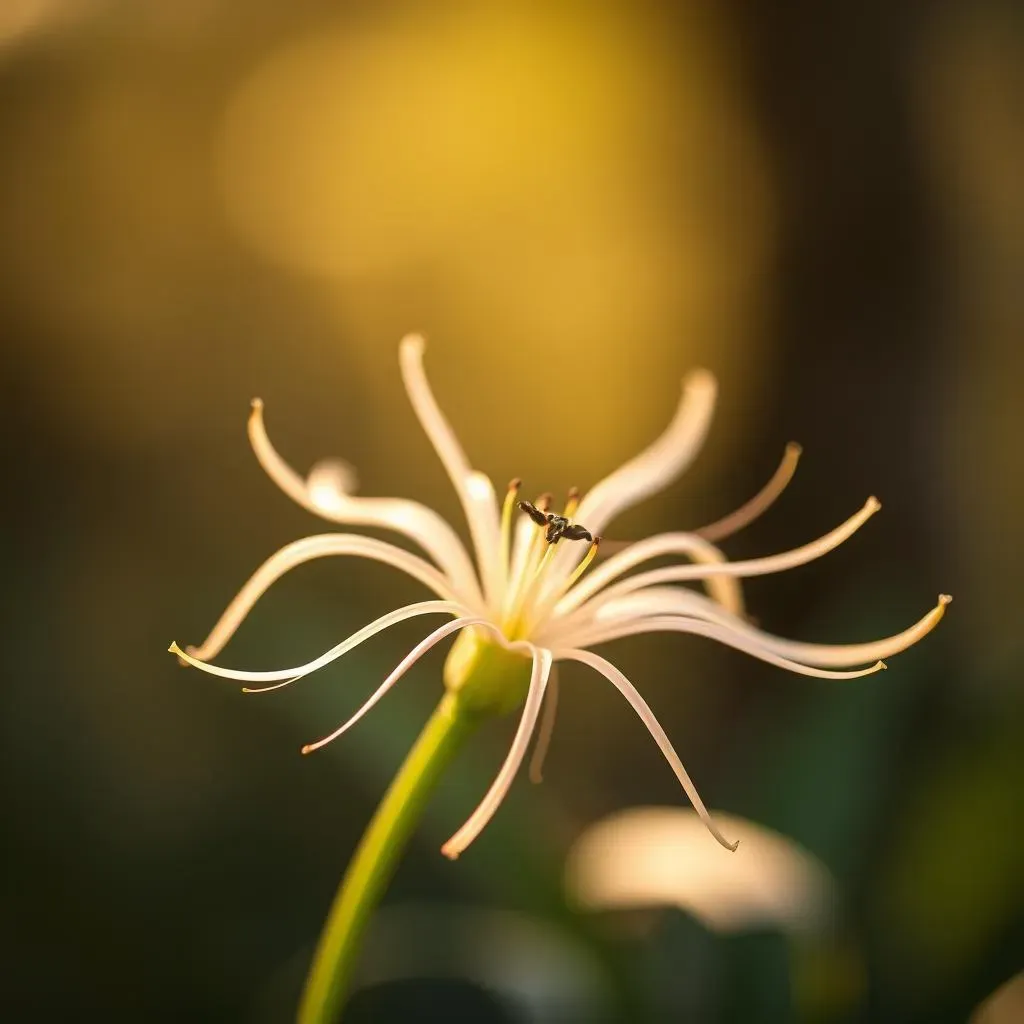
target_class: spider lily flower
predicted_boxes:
[169,334,950,859]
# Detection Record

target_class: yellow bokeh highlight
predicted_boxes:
[219,5,773,490]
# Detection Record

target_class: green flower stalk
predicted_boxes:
[169,334,949,1019]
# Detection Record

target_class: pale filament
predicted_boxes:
[500,499,552,630]
[521,538,602,638]
[497,479,522,597]
[501,515,539,622]
[694,442,803,543]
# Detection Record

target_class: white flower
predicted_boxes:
[170,334,949,859]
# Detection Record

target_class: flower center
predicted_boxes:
[498,480,600,641]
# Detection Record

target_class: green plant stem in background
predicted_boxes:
[297,692,474,1023]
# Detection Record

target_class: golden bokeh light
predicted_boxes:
[219,4,773,485]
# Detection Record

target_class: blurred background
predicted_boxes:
[1,1,1021,1020]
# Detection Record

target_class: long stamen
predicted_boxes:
[563,486,580,519]
[563,537,601,591]
[531,544,558,585]
[520,497,552,578]
[502,499,557,637]
[509,545,558,633]
[500,478,522,580]
[695,442,802,543]
[501,498,548,624]
[522,537,602,637]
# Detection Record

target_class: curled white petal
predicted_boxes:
[306,459,360,509]
[185,534,463,663]
[302,616,493,753]
[572,588,951,668]
[539,369,719,599]
[249,399,483,605]
[554,648,738,852]
[170,599,468,685]
[575,368,718,536]
[561,497,882,618]
[555,615,887,679]
[556,532,744,617]
[441,646,553,859]
[399,335,502,607]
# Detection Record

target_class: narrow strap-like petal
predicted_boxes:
[564,588,950,669]
[575,369,718,536]
[301,616,493,753]
[171,600,467,684]
[558,497,881,620]
[552,615,887,679]
[554,648,737,852]
[399,335,503,609]
[556,532,744,617]
[543,368,718,595]
[185,534,463,663]
[441,645,553,859]
[249,399,483,606]
[694,442,802,543]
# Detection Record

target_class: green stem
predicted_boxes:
[297,692,474,1023]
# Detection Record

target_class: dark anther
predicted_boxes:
[561,523,594,543]
[518,500,550,527]
[519,499,593,544]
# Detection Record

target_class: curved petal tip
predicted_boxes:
[683,367,717,396]
[400,333,426,356]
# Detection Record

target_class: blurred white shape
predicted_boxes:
[970,972,1024,1024]
[565,806,834,935]
[306,459,359,514]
